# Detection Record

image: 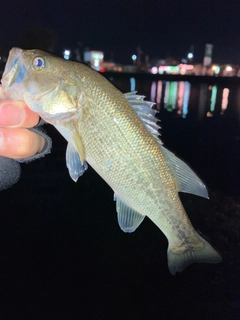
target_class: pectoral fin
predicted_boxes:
[161,146,209,198]
[66,143,88,182]
[114,194,145,232]
[55,124,87,181]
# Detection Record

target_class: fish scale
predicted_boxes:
[79,87,169,207]
[1,48,222,274]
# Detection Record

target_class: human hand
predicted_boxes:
[0,85,45,159]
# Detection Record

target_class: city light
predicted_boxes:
[90,51,104,71]
[212,65,220,75]
[58,44,238,78]
[132,54,137,61]
[151,66,158,74]
[63,49,71,60]
[179,64,194,75]
[225,65,233,72]
[92,53,103,59]
[158,66,179,74]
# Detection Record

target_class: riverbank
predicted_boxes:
[102,71,240,85]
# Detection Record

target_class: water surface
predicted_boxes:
[107,75,240,119]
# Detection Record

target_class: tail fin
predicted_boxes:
[167,237,222,275]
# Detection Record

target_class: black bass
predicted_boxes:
[1,48,222,274]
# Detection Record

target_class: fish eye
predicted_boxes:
[32,56,45,70]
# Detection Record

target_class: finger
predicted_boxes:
[0,127,45,159]
[0,100,40,128]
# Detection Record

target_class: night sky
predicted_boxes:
[1,0,240,64]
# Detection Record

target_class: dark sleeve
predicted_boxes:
[17,126,52,163]
[0,125,52,190]
[0,157,21,190]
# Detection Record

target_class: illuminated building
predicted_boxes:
[84,50,104,71]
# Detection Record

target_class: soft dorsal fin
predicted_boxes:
[124,92,163,144]
[114,194,145,233]
[161,146,209,199]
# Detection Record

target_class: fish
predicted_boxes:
[1,48,222,275]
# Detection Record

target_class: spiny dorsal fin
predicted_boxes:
[124,92,208,199]
[124,92,163,144]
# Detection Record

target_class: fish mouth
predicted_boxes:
[1,48,23,88]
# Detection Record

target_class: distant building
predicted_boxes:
[203,44,214,67]
[84,50,104,71]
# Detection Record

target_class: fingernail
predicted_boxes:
[0,103,25,126]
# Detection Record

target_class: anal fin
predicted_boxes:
[114,194,145,233]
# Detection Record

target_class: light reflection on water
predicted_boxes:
[109,76,240,119]
[150,81,230,118]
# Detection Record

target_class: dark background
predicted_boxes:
[0,76,240,319]
[1,1,240,318]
